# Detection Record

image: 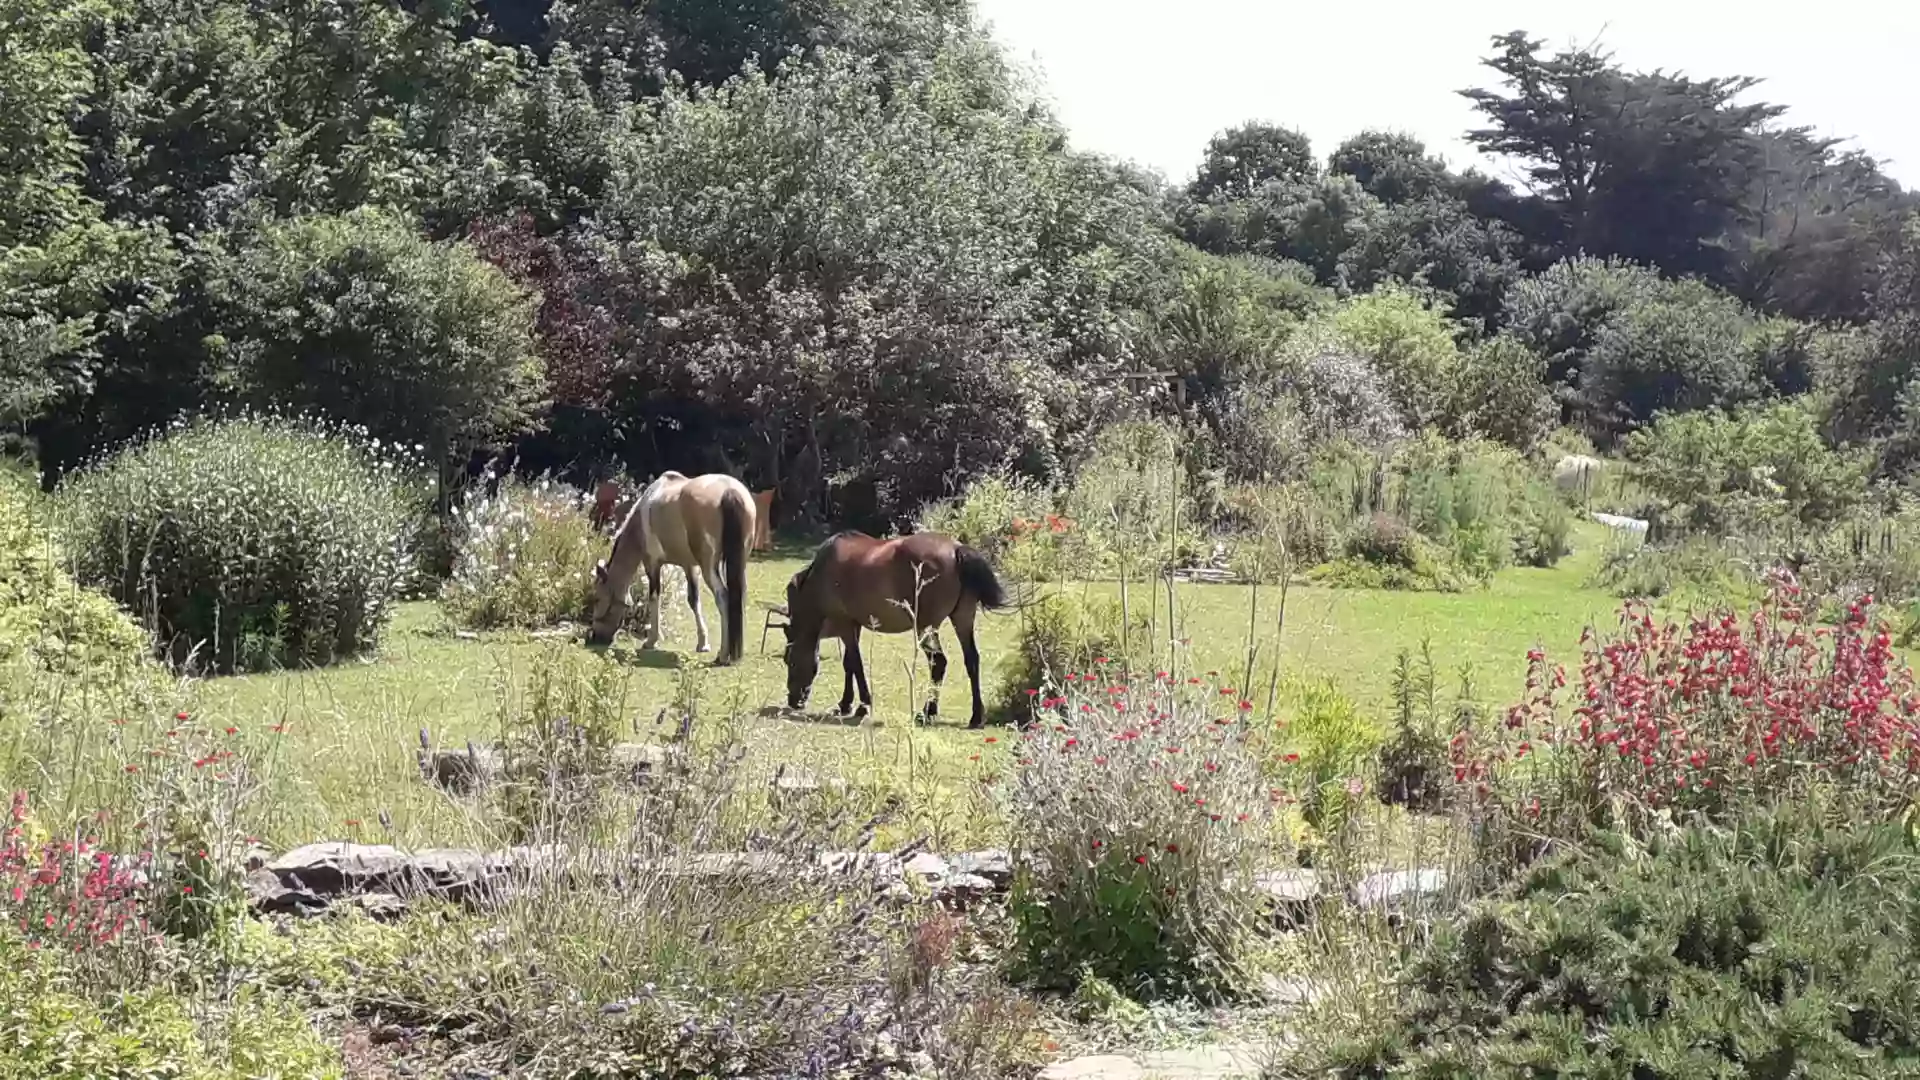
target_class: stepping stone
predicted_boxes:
[1138,1044,1263,1079]
[1038,1056,1145,1080]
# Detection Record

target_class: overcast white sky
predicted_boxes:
[972,0,1920,190]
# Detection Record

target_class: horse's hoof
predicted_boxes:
[695,643,712,654]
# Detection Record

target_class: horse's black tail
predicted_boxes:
[955,544,1009,611]
[720,486,751,663]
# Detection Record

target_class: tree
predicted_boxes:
[1190,122,1317,200]
[1815,213,1920,472]
[1578,278,1765,438]
[1328,131,1449,205]
[211,208,545,461]
[582,46,1177,522]
[1461,31,1786,280]
[1,0,178,445]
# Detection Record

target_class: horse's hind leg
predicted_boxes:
[952,603,986,729]
[686,565,711,653]
[700,561,728,664]
[918,628,947,724]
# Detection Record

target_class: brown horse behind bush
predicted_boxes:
[781,531,1008,728]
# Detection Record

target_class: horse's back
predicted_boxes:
[639,472,752,565]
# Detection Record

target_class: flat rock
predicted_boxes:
[418,743,500,794]
[266,843,413,895]
[900,851,951,883]
[1252,868,1321,927]
[1352,868,1448,909]
[1038,1056,1145,1080]
[1259,974,1324,1006]
[1138,1044,1263,1079]
[949,849,1012,887]
[244,867,327,916]
[352,892,409,921]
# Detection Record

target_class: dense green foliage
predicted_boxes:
[1303,811,1920,1078]
[210,209,546,458]
[56,416,427,672]
[0,0,1910,528]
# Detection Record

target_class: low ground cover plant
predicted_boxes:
[1294,808,1920,1078]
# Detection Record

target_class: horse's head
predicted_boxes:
[782,568,819,709]
[585,560,631,647]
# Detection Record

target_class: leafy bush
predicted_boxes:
[1591,536,1762,604]
[211,207,546,456]
[1625,403,1870,537]
[992,592,1151,726]
[56,415,427,672]
[1330,285,1462,432]
[1342,512,1421,569]
[1003,669,1278,1001]
[1302,810,1920,1078]
[0,472,151,686]
[1448,334,1556,452]
[441,476,600,630]
[1063,420,1203,579]
[1304,435,1567,587]
[1376,643,1460,813]
[916,471,1062,575]
[1451,574,1920,863]
[1274,679,1383,839]
[0,920,339,1079]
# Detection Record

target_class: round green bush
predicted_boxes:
[56,415,429,672]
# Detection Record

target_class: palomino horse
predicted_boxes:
[588,472,755,665]
[781,532,1008,728]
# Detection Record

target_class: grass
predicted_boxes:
[189,524,1625,855]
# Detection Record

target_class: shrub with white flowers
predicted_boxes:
[441,476,603,631]
[55,413,428,672]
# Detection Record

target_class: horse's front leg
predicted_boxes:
[838,627,870,719]
[638,564,664,650]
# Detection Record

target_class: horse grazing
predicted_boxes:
[588,472,755,665]
[781,532,1008,728]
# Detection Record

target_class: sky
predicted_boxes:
[971,0,1920,191]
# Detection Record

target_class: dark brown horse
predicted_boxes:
[782,532,1008,728]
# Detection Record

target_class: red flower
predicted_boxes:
[1170,781,1189,794]
[123,765,138,774]
[1133,854,1148,865]
[984,736,998,744]
[1164,843,1179,854]
[174,712,189,722]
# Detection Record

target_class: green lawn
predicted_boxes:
[192,524,1628,852]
